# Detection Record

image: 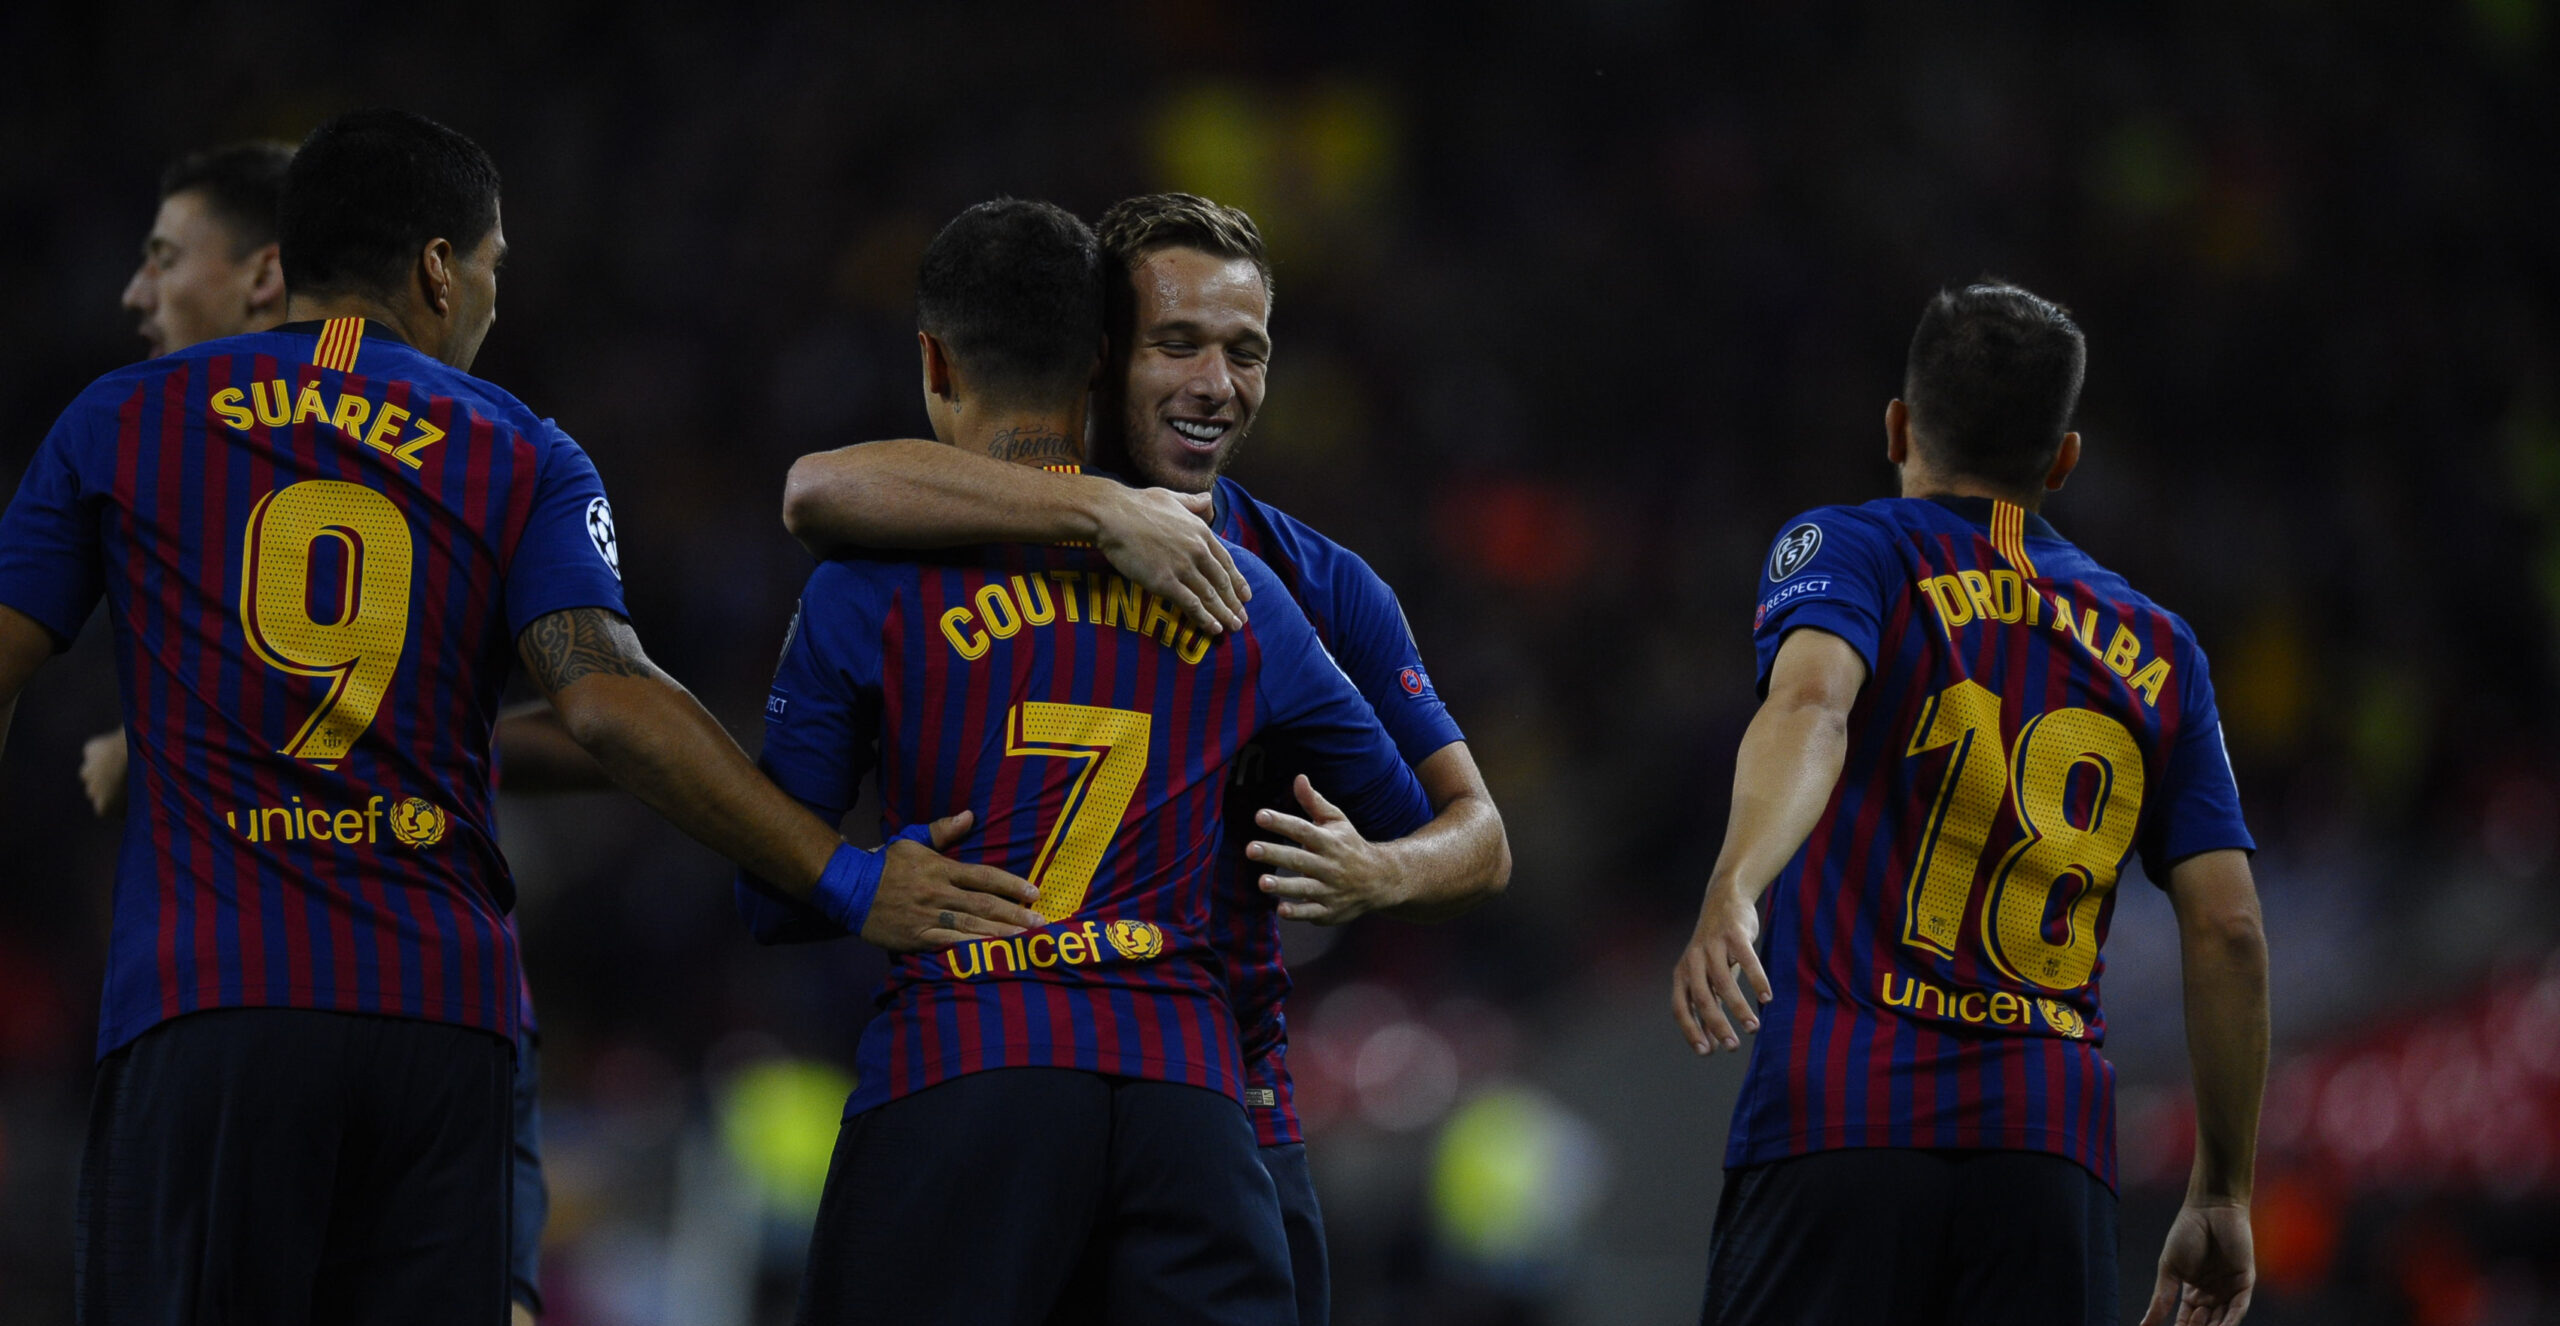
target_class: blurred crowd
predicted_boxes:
[2,2,2555,1322]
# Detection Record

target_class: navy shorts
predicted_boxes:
[1256,1143,1329,1326]
[77,1008,514,1326]
[509,1032,547,1315]
[794,1068,1293,1325]
[1701,1147,2118,1326]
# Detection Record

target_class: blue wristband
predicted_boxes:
[811,826,937,936]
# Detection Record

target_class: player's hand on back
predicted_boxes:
[81,728,129,817]
[1673,881,1774,1056]
[1247,775,1399,925]
[863,809,1046,952]
[1093,485,1249,637]
[2141,1201,2254,1326]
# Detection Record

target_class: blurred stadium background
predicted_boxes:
[3,2,2557,1322]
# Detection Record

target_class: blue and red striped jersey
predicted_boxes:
[745,525,1434,1116]
[1729,496,2252,1188]
[0,318,626,1057]
[1212,476,1465,1146]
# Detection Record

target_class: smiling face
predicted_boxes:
[1112,247,1271,494]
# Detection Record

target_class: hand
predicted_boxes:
[1093,485,1249,636]
[80,729,129,818]
[1672,880,1772,1055]
[1246,776,1405,925]
[2140,1201,2255,1326]
[859,810,1046,952]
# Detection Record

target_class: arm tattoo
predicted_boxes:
[520,607,653,692]
[986,426,1081,466]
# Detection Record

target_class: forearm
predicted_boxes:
[493,701,612,794]
[2180,910,2269,1204]
[559,671,842,894]
[1703,697,1850,902]
[782,440,1112,554]
[1377,789,1509,922]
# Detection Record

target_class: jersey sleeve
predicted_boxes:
[0,401,107,645]
[2139,633,2256,883]
[1309,544,1465,769]
[502,423,629,637]
[1749,508,1896,693]
[1242,553,1435,842]
[734,560,891,944]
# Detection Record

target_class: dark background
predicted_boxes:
[3,2,2557,1322]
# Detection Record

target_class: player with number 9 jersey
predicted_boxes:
[1731,491,2252,1187]
[0,310,625,1059]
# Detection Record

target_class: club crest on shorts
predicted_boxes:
[1768,522,1823,582]
[586,497,621,579]
[1105,919,1165,961]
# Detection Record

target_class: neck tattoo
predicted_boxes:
[987,426,1078,465]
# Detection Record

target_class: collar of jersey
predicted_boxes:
[273,318,411,349]
[1927,494,2058,540]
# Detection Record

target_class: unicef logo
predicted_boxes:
[389,796,448,849]
[1767,522,1823,582]
[585,497,621,580]
[1104,920,1166,961]
[2038,998,2087,1040]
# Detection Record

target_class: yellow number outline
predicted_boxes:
[1006,701,1153,922]
[1901,682,2146,991]
[239,479,414,766]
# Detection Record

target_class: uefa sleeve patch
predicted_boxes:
[1767,522,1823,582]
[586,497,621,580]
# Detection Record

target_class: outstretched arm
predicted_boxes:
[518,606,842,895]
[1245,742,1511,925]
[1671,628,1867,1056]
[781,439,1248,635]
[2140,847,2267,1326]
[491,700,612,795]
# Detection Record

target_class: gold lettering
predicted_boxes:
[331,393,371,436]
[1958,570,1999,622]
[363,403,410,455]
[2105,625,2142,677]
[292,381,329,425]
[2025,585,2042,626]
[1103,575,1144,630]
[261,807,292,840]
[1028,933,1058,967]
[1047,570,1084,623]
[947,942,984,978]
[253,380,293,427]
[975,583,1022,639]
[1991,992,2021,1024]
[984,938,1018,975]
[210,387,252,431]
[1933,575,1975,628]
[1013,574,1055,626]
[1989,570,2022,623]
[391,413,444,469]
[1881,972,1915,1007]
[940,607,990,660]
[1916,983,1947,1018]
[1959,992,1988,1022]
[1060,932,1088,964]
[1142,593,1182,646]
[1177,629,1211,665]
[333,809,364,843]
[2129,657,2171,707]
[305,808,333,838]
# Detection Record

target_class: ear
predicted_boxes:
[418,237,457,317]
[2044,432,2081,492]
[1885,399,1913,466]
[920,331,957,401]
[244,243,286,316]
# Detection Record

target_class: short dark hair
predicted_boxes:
[159,142,294,255]
[1095,193,1273,300]
[915,199,1103,404]
[1903,283,2088,491]
[280,109,501,298]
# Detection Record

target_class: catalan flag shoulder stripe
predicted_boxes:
[1991,499,2039,578]
[312,317,366,373]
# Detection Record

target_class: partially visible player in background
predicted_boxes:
[0,107,1020,1324]
[780,193,1510,1324]
[80,138,592,1324]
[1671,284,2267,1326]
[741,198,1437,1323]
